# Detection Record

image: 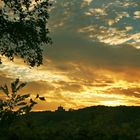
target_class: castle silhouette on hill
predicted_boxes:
[55,106,65,112]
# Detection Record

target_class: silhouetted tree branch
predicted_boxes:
[0,78,45,125]
[0,0,52,67]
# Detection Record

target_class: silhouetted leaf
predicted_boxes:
[30,99,37,104]
[16,83,27,91]
[36,94,39,98]
[17,102,27,106]
[15,94,30,102]
[19,105,28,111]
[11,82,16,93]
[14,78,20,87]
[39,97,45,101]
[0,84,9,96]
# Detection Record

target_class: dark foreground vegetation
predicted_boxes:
[1,106,140,140]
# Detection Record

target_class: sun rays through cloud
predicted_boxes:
[0,0,140,111]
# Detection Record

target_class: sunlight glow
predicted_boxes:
[100,100,125,106]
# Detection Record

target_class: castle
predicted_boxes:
[56,106,65,112]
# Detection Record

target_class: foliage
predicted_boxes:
[0,78,45,126]
[0,0,52,67]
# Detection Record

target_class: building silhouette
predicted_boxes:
[56,106,65,112]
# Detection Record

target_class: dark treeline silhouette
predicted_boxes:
[1,106,140,140]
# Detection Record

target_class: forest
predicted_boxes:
[1,106,140,140]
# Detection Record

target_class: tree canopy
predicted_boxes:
[0,0,52,67]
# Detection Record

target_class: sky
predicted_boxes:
[0,0,140,111]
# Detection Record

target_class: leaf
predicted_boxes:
[11,79,17,94]
[28,99,38,111]
[11,83,16,93]
[0,84,9,96]
[16,82,27,91]
[14,78,20,87]
[30,99,37,104]
[36,94,39,98]
[18,105,28,111]
[20,94,30,99]
[15,94,30,102]
[17,102,27,106]
[39,97,45,101]
[4,84,9,95]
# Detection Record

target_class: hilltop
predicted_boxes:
[1,106,140,140]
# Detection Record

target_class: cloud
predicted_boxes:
[0,57,70,82]
[1,0,140,110]
[47,30,140,69]
[54,80,84,93]
[85,8,107,16]
[81,0,93,7]
[107,87,140,98]
[49,0,140,48]
[134,11,140,19]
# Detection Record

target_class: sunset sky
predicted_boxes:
[0,0,140,111]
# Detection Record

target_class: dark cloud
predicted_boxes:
[55,80,83,93]
[46,0,140,72]
[20,81,55,95]
[45,31,140,69]
[107,87,140,98]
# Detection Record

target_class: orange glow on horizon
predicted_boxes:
[0,56,140,111]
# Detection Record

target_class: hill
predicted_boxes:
[1,106,140,140]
